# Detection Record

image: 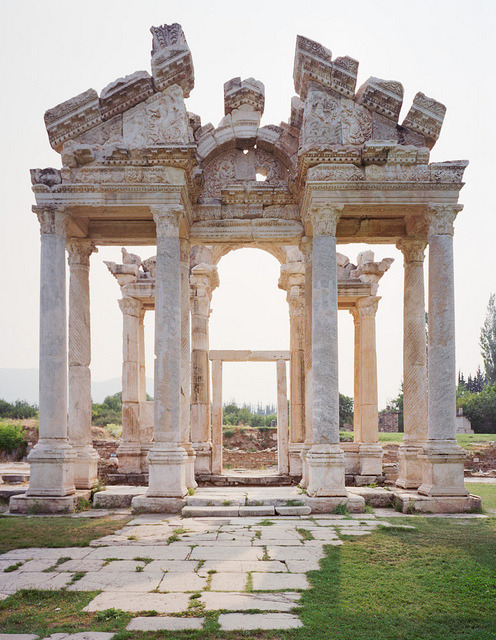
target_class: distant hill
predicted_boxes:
[0,369,154,404]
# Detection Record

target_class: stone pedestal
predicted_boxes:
[67,239,99,489]
[22,207,76,507]
[142,205,188,500]
[306,207,347,497]
[396,237,428,489]
[117,297,143,473]
[419,205,468,498]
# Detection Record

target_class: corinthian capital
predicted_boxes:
[151,204,184,238]
[396,236,427,263]
[310,205,343,236]
[35,205,68,237]
[355,296,380,317]
[426,204,463,236]
[67,238,98,267]
[118,296,142,317]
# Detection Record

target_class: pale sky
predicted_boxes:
[0,0,495,408]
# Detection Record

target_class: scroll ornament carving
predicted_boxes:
[396,237,427,263]
[151,205,184,237]
[310,205,343,236]
[356,296,380,317]
[179,238,191,263]
[426,204,463,236]
[118,296,142,317]
[36,207,69,237]
[67,239,98,267]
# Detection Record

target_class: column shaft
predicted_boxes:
[277,360,289,474]
[419,205,467,497]
[26,208,76,498]
[67,239,99,489]
[211,360,223,475]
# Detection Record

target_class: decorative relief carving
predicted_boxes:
[151,205,184,237]
[150,23,194,97]
[122,88,190,147]
[67,239,98,267]
[396,236,427,263]
[426,204,463,236]
[35,206,69,237]
[307,163,364,182]
[179,238,191,263]
[310,205,343,236]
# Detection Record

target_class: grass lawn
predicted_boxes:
[467,483,496,510]
[0,516,495,639]
[378,432,496,448]
[0,515,130,553]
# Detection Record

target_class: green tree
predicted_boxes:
[339,394,354,428]
[390,385,404,432]
[480,293,496,385]
[457,383,496,433]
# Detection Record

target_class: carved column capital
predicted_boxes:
[190,265,218,317]
[118,296,142,317]
[67,238,98,267]
[396,236,427,263]
[151,204,184,238]
[35,205,69,237]
[426,204,463,236]
[310,205,343,236]
[356,296,380,318]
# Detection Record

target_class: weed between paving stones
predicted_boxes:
[43,556,72,572]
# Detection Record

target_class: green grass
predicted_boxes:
[0,516,130,553]
[467,483,496,510]
[378,433,496,448]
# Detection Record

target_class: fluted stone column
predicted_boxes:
[190,261,218,474]
[306,206,347,497]
[299,237,312,488]
[67,239,99,489]
[180,238,196,490]
[26,207,76,499]
[419,204,468,497]
[144,205,187,499]
[211,359,223,475]
[396,237,428,488]
[355,296,383,476]
[117,296,142,473]
[277,359,289,474]
[279,262,306,476]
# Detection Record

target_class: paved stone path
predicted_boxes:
[0,511,417,634]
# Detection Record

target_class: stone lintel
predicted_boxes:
[209,350,290,362]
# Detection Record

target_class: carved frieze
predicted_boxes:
[224,77,265,115]
[356,77,404,122]
[307,163,364,182]
[44,89,102,152]
[100,71,154,121]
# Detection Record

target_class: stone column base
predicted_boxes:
[26,442,76,497]
[396,443,424,489]
[418,441,468,497]
[393,489,480,513]
[140,443,153,472]
[182,443,198,490]
[299,444,311,488]
[192,442,212,474]
[289,443,304,476]
[306,445,347,497]
[131,495,186,514]
[72,444,99,489]
[9,489,92,515]
[359,443,383,476]
[146,444,188,498]
[117,442,142,474]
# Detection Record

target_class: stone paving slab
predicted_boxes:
[87,545,190,560]
[285,559,322,572]
[199,560,288,573]
[201,591,301,611]
[159,572,207,592]
[190,546,263,561]
[127,616,204,631]
[67,571,163,592]
[209,572,248,591]
[84,591,190,613]
[0,635,39,640]
[251,572,309,591]
[219,612,303,630]
[143,560,198,572]
[266,547,325,562]
[44,634,115,640]
[0,572,73,594]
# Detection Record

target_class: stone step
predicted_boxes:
[181,504,312,518]
[197,474,295,487]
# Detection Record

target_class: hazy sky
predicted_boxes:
[0,0,495,408]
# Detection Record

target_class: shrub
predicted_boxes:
[0,399,38,420]
[0,422,28,457]
[339,430,354,442]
